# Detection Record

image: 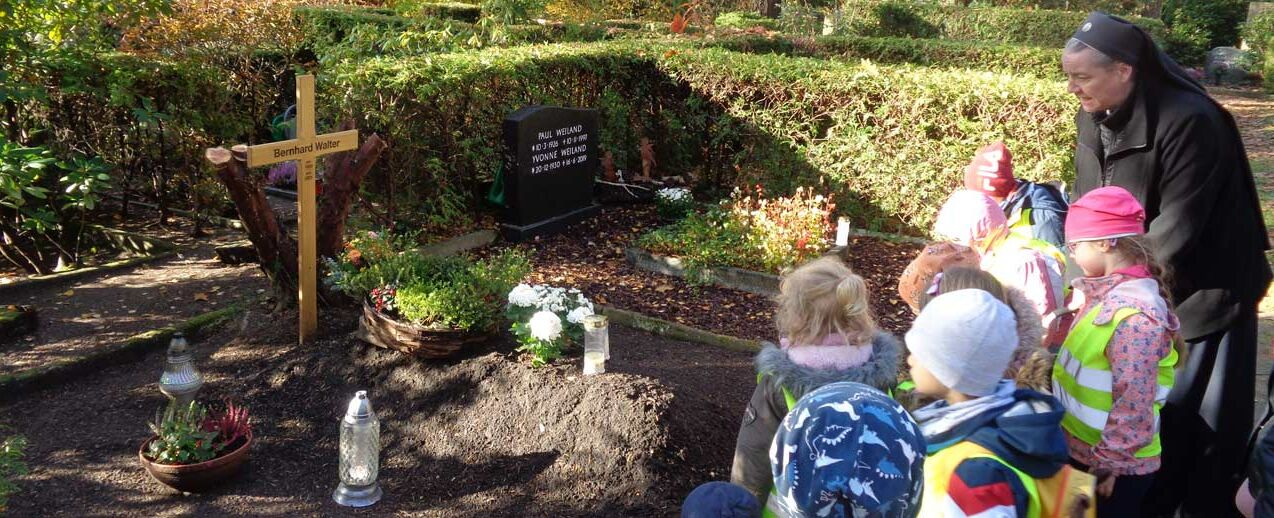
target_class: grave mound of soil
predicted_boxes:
[225,308,752,515]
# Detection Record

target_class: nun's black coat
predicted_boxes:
[1073,79,1270,340]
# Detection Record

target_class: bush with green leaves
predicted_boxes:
[1163,0,1247,66]
[715,11,779,31]
[711,34,1063,79]
[0,433,26,513]
[329,41,1073,234]
[819,1,1165,48]
[0,138,113,274]
[1243,12,1274,58]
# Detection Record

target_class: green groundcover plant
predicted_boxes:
[326,231,531,333]
[0,432,27,513]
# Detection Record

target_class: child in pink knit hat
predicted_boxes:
[930,190,1066,337]
[1053,186,1183,516]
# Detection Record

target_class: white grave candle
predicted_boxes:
[835,217,850,247]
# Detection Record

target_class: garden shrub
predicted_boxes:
[414,2,485,23]
[964,0,1150,17]
[640,186,834,275]
[714,11,780,31]
[328,41,1074,234]
[711,34,1062,78]
[822,1,1166,48]
[1243,12,1274,58]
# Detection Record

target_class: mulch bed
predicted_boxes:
[486,204,923,339]
[0,306,755,516]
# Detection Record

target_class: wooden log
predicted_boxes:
[205,146,298,293]
[317,126,388,259]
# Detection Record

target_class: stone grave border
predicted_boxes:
[0,305,243,402]
[598,305,763,353]
[0,226,181,296]
[107,195,246,230]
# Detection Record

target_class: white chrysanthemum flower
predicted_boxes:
[507,284,539,307]
[528,311,563,341]
[566,306,594,324]
[656,187,691,202]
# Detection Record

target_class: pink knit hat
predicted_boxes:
[1065,186,1146,242]
[933,190,1007,247]
[963,142,1015,199]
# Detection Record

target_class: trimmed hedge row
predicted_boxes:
[784,1,1165,48]
[418,2,483,23]
[715,11,780,31]
[327,41,1075,233]
[710,34,1062,79]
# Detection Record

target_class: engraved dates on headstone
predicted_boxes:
[500,106,601,240]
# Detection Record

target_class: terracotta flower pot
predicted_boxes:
[139,431,253,492]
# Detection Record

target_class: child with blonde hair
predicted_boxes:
[730,256,902,505]
[1052,186,1183,515]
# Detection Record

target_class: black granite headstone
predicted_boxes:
[499,105,601,241]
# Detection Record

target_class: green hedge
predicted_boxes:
[327,41,1074,233]
[711,34,1062,79]
[419,2,483,23]
[715,11,780,31]
[795,2,1166,48]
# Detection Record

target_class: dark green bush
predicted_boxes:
[327,41,1074,233]
[827,1,1165,48]
[413,2,484,23]
[715,11,780,31]
[1242,11,1274,57]
[711,34,1062,78]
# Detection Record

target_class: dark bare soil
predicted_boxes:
[488,205,922,340]
[0,306,755,517]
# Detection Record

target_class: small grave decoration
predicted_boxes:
[326,231,531,357]
[139,400,253,492]
[654,187,694,221]
[505,284,595,366]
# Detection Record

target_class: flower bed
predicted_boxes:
[638,186,833,278]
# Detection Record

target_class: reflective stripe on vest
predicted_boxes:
[923,441,1042,518]
[1007,207,1033,238]
[1051,305,1177,458]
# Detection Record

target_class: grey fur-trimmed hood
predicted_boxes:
[755,331,901,396]
[1004,286,1043,350]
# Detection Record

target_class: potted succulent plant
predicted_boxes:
[139,400,252,492]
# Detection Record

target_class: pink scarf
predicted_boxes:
[779,333,874,370]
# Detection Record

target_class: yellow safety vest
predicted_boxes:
[923,441,1096,518]
[1051,305,1177,458]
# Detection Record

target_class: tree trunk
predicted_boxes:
[206,145,299,296]
[317,127,388,259]
[205,128,386,304]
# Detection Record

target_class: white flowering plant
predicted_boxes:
[505,284,595,366]
[655,187,695,221]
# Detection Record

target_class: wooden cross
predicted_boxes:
[246,74,358,342]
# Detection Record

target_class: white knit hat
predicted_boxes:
[905,289,1019,397]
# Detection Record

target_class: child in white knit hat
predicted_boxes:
[907,289,1073,517]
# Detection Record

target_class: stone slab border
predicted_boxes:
[598,305,762,353]
[0,305,244,403]
[624,248,780,297]
[0,227,180,296]
[418,230,498,257]
[108,195,246,230]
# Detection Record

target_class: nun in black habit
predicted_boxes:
[1062,11,1271,518]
